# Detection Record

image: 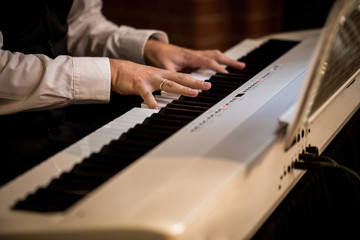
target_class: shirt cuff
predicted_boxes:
[72,57,111,104]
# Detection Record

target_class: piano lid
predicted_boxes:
[284,0,360,149]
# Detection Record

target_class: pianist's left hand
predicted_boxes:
[144,39,246,73]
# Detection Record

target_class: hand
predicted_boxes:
[109,59,211,109]
[144,39,246,73]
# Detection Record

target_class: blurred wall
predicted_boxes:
[102,0,335,52]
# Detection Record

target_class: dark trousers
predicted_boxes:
[0,93,142,186]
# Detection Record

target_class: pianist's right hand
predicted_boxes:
[110,59,212,109]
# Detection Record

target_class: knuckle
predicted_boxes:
[177,74,185,80]
[165,80,175,89]
[206,58,216,66]
[183,51,194,61]
[213,49,222,56]
[132,76,143,86]
[196,79,204,86]
[183,73,192,81]
[131,78,142,90]
[143,90,152,97]
[141,89,153,99]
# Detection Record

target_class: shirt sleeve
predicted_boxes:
[0,0,169,115]
[0,32,111,115]
[67,0,169,64]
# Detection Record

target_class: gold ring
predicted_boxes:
[159,78,167,91]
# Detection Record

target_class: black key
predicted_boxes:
[83,153,132,169]
[166,102,210,112]
[180,95,222,104]
[198,90,228,99]
[102,140,155,156]
[205,79,241,89]
[128,125,176,137]
[120,132,168,143]
[159,107,203,118]
[47,173,100,196]
[210,74,250,83]
[143,115,189,128]
[13,188,83,212]
[173,99,214,108]
[134,122,181,134]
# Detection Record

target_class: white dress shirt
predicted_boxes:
[0,0,168,115]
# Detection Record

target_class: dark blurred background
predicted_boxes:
[102,0,335,51]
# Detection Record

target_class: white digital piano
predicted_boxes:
[0,0,359,239]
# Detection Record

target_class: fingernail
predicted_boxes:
[188,89,199,96]
[239,62,246,68]
[202,81,211,88]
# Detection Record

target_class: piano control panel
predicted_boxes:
[190,64,283,132]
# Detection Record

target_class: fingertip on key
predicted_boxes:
[238,62,246,68]
[202,81,211,90]
[188,89,200,97]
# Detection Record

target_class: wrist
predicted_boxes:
[144,39,159,66]
[109,58,119,92]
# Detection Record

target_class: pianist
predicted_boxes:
[0,0,245,185]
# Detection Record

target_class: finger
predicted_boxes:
[140,90,159,109]
[202,50,246,72]
[185,53,228,73]
[215,54,246,70]
[159,79,200,97]
[162,59,178,72]
[199,57,230,73]
[207,59,230,73]
[162,72,211,90]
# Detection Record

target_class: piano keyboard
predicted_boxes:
[0,30,324,240]
[11,39,299,213]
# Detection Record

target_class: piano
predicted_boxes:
[1,0,359,239]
